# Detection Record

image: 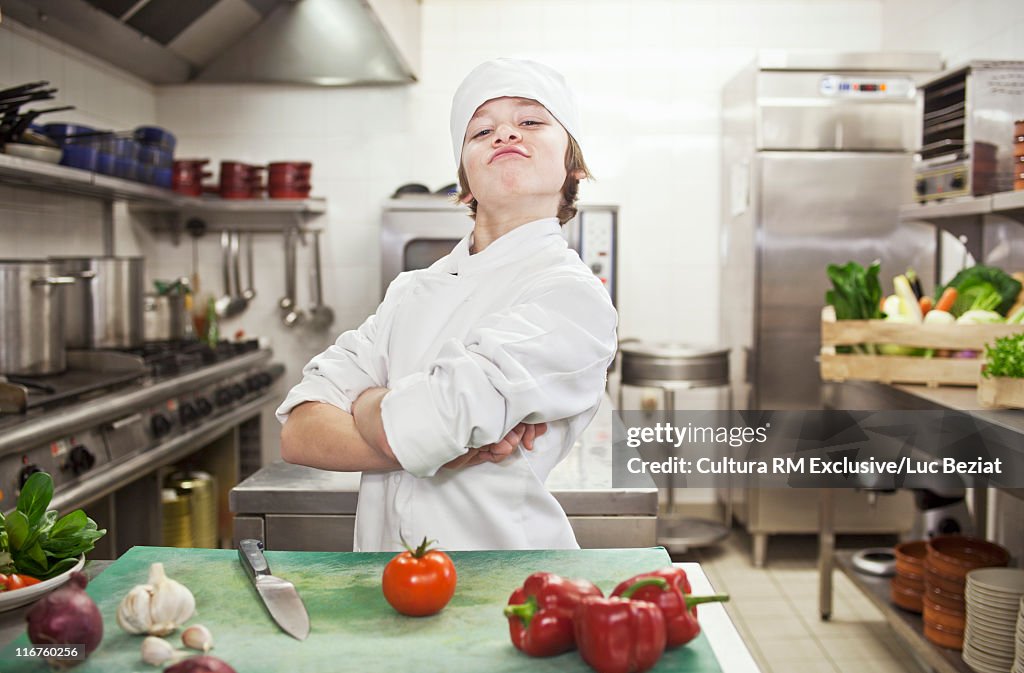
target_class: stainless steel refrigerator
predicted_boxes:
[720,51,943,412]
[718,51,944,564]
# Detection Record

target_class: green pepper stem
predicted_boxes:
[503,595,538,627]
[684,593,730,606]
[620,577,670,599]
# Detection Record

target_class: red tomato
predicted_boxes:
[382,537,457,617]
[6,574,42,591]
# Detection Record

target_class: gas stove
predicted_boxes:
[0,339,283,514]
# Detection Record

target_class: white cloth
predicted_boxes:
[276,218,617,552]
[450,58,581,167]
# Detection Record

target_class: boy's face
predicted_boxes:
[460,96,571,211]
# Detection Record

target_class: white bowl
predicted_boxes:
[0,556,86,611]
[968,568,1024,594]
[3,143,63,164]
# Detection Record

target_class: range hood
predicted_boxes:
[3,0,420,86]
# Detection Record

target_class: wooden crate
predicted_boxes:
[978,376,1024,408]
[820,312,1024,388]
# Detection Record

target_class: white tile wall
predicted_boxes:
[880,0,1024,64]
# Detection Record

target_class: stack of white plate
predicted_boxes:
[963,568,1024,673]
[1014,596,1023,673]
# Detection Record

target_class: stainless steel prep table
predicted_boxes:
[230,417,658,551]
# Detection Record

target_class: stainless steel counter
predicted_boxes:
[231,398,658,550]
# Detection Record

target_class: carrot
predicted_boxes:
[935,287,958,313]
[919,296,933,315]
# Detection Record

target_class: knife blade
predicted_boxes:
[238,538,310,640]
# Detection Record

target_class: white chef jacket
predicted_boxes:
[276,217,618,551]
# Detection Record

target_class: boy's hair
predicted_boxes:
[456,135,591,225]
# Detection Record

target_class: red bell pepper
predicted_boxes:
[504,572,604,657]
[574,595,666,673]
[612,568,730,648]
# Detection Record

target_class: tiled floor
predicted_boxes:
[674,531,930,673]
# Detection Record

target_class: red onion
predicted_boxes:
[165,655,238,673]
[26,572,103,668]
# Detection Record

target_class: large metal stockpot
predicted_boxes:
[50,256,145,349]
[0,260,76,375]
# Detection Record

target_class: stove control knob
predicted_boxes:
[150,413,172,438]
[196,397,214,417]
[179,402,199,425]
[915,179,926,195]
[69,445,96,476]
[950,173,965,190]
[215,388,233,407]
[257,372,273,388]
[18,465,42,489]
[246,375,261,392]
[230,383,246,401]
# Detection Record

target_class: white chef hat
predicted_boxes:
[450,58,581,167]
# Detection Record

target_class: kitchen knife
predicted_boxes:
[238,538,310,640]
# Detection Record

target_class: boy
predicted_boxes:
[277,58,618,551]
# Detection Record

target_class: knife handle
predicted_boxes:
[239,538,273,580]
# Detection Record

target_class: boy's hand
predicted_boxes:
[442,422,548,469]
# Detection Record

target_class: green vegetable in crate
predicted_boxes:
[825,260,883,355]
[937,265,1022,317]
[0,472,106,580]
[983,333,1024,379]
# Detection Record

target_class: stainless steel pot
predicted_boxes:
[50,256,145,349]
[144,293,188,341]
[0,260,76,375]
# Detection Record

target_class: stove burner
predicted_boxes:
[0,339,261,415]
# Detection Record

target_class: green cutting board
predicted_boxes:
[0,546,724,673]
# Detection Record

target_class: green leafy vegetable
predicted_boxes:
[826,260,884,354]
[826,260,884,320]
[938,265,1022,317]
[983,333,1024,379]
[0,472,106,580]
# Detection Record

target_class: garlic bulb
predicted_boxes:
[141,636,176,666]
[182,624,214,653]
[117,562,196,636]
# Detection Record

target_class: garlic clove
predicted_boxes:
[182,624,214,653]
[141,636,176,666]
[118,585,154,634]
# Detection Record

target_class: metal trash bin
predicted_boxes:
[618,341,732,552]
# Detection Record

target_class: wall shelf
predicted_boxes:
[0,153,326,220]
[899,191,1024,224]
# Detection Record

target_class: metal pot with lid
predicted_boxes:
[0,259,76,375]
[50,256,145,349]
[619,341,730,389]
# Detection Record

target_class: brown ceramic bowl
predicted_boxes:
[924,562,966,594]
[895,540,927,568]
[890,581,923,613]
[925,584,965,612]
[924,621,963,650]
[892,573,925,593]
[923,596,966,631]
[927,536,1010,577]
[1016,179,1024,191]
[897,567,925,585]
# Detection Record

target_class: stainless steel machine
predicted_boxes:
[718,51,944,564]
[914,61,1024,202]
[380,196,617,305]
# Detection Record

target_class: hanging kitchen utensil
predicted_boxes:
[222,232,247,318]
[307,229,335,331]
[242,232,256,303]
[215,231,234,318]
[280,227,305,328]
